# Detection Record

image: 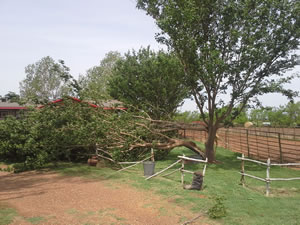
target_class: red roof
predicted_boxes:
[38,97,126,110]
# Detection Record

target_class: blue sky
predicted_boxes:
[0,0,299,111]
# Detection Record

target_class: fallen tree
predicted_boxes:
[94,110,207,162]
[0,98,206,170]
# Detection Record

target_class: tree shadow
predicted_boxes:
[0,169,108,201]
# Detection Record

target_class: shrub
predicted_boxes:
[208,196,227,219]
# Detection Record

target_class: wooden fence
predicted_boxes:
[238,154,300,196]
[180,127,300,163]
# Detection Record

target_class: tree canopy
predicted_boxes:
[109,47,189,119]
[79,51,122,101]
[19,56,71,103]
[137,0,300,161]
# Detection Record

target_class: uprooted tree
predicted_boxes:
[0,98,205,171]
[137,0,300,162]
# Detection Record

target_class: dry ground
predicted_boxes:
[0,170,210,225]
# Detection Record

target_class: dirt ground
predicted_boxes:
[0,170,209,225]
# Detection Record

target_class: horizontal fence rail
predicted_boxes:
[180,126,300,163]
[238,154,300,196]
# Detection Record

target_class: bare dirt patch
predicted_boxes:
[0,171,211,225]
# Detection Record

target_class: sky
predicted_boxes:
[0,0,299,112]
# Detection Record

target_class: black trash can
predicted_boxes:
[143,161,155,177]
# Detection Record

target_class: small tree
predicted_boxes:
[137,0,300,162]
[19,56,71,103]
[109,47,189,119]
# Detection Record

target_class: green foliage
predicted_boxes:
[0,100,104,170]
[220,106,249,127]
[137,0,300,161]
[173,111,201,123]
[109,47,189,119]
[0,165,13,172]
[0,91,20,103]
[79,51,122,101]
[0,98,175,170]
[0,116,30,162]
[19,56,72,103]
[208,196,227,219]
[174,108,248,126]
[249,101,300,127]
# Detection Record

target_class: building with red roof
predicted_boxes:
[0,101,26,119]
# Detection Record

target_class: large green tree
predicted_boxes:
[19,56,71,103]
[109,47,189,119]
[137,0,300,162]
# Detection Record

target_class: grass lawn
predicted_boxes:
[53,144,300,225]
[1,144,299,225]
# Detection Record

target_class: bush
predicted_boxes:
[208,196,227,219]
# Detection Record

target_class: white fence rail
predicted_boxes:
[146,155,208,187]
[238,154,300,196]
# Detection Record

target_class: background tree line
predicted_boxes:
[16,47,188,120]
[175,101,300,128]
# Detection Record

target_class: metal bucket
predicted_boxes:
[143,161,155,177]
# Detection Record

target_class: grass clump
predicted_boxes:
[0,205,18,225]
[26,216,45,224]
[208,196,227,219]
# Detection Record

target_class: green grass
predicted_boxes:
[26,216,45,224]
[0,204,18,225]
[52,145,300,225]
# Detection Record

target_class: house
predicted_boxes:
[0,101,26,120]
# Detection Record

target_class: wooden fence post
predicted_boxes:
[240,154,245,187]
[266,158,271,197]
[246,130,250,157]
[151,148,155,162]
[202,158,208,177]
[278,133,283,163]
[181,157,185,186]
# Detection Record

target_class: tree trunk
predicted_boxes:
[205,125,218,163]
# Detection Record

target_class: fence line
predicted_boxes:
[238,154,300,196]
[146,155,208,187]
[180,126,300,163]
